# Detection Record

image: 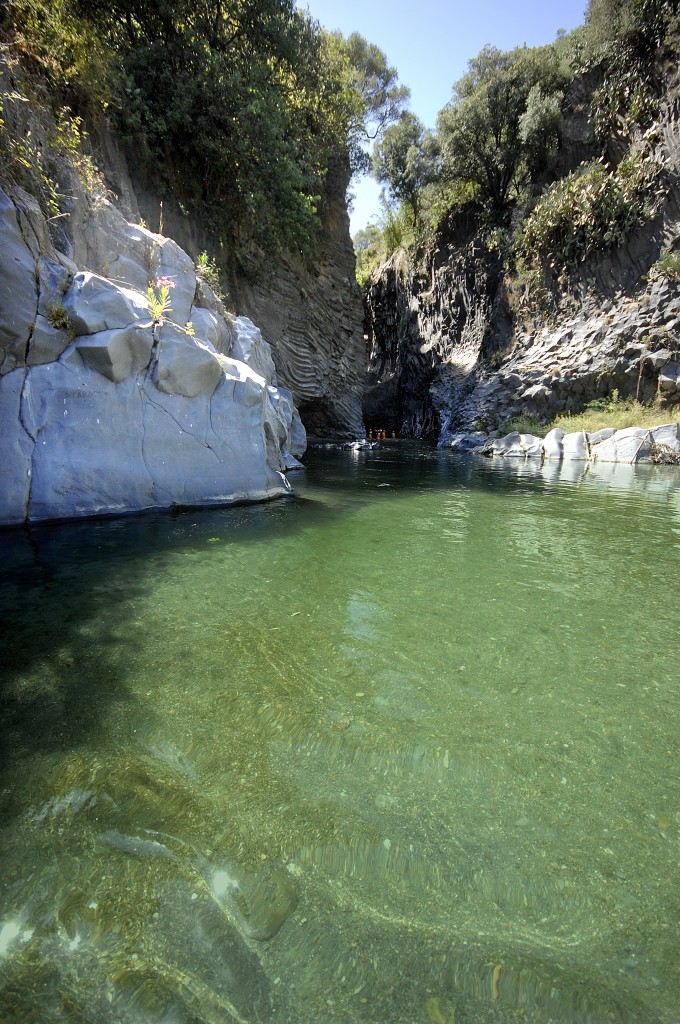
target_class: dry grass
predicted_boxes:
[501,396,680,438]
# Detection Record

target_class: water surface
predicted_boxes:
[1,444,679,1023]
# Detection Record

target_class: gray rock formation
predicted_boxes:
[363,73,680,443]
[225,175,367,439]
[445,277,680,437]
[479,423,680,464]
[364,233,504,438]
[99,149,367,439]
[365,234,680,444]
[0,188,306,526]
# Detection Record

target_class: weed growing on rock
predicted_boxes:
[45,301,75,338]
[195,252,220,291]
[653,248,680,280]
[147,277,175,324]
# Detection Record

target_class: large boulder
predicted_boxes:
[482,423,678,466]
[63,272,149,336]
[0,191,306,526]
[590,427,652,463]
[153,324,223,398]
[543,427,565,459]
[76,325,154,384]
[562,432,589,460]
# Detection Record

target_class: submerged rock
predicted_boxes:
[204,859,298,941]
[99,829,177,860]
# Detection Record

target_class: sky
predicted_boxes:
[296,0,588,234]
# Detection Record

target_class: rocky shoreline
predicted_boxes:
[448,422,680,464]
[312,423,680,466]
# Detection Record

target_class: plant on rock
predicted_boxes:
[147,277,175,324]
[521,147,666,277]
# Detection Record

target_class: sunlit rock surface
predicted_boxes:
[477,423,680,463]
[0,188,306,526]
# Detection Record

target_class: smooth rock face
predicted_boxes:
[154,324,223,398]
[0,369,34,523]
[590,427,651,463]
[0,188,306,526]
[27,316,71,366]
[189,305,230,352]
[230,317,277,384]
[543,427,565,460]
[76,325,154,383]
[651,423,680,447]
[63,272,149,336]
[562,432,589,461]
[0,190,38,373]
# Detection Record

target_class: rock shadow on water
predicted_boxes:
[0,486,342,780]
[0,525,149,777]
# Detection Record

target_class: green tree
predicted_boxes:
[519,83,563,179]
[343,33,409,138]
[70,0,367,254]
[371,111,440,223]
[4,0,410,258]
[436,44,567,217]
[584,0,678,49]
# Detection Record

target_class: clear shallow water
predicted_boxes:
[1,443,679,1024]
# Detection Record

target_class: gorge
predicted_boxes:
[1,3,680,1022]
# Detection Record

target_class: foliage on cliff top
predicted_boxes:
[521,146,667,276]
[0,0,406,262]
[356,0,679,288]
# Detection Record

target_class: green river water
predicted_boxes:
[1,443,679,1024]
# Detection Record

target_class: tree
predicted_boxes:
[343,32,410,139]
[371,112,440,223]
[5,0,411,257]
[436,44,567,217]
[329,31,410,175]
[584,0,678,49]
[65,0,382,255]
[519,84,563,180]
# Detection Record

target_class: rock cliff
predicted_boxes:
[363,76,680,443]
[97,148,366,440]
[0,187,305,526]
[224,166,367,440]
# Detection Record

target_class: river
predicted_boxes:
[1,443,678,1023]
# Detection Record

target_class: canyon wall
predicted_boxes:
[92,144,366,441]
[0,186,305,526]
[363,74,680,442]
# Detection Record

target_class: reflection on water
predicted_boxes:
[1,443,679,1023]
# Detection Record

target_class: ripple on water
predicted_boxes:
[1,446,678,1023]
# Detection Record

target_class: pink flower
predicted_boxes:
[154,276,176,289]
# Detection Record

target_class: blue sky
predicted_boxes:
[296,0,588,233]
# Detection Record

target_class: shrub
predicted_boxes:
[654,247,680,279]
[521,149,665,276]
[195,251,225,299]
